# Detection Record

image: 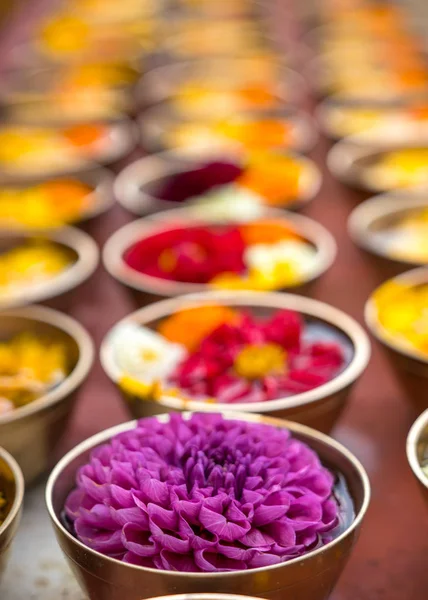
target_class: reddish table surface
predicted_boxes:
[3,3,428,599]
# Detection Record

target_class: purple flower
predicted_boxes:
[64,414,340,572]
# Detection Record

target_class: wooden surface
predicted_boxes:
[2,1,428,598]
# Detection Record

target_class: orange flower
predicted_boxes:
[237,85,277,108]
[158,305,238,351]
[217,119,291,151]
[237,154,301,206]
[41,180,92,214]
[408,105,428,120]
[239,220,301,246]
[63,124,106,147]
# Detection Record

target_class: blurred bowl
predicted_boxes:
[102,207,337,302]
[0,227,99,311]
[137,59,306,110]
[327,141,428,193]
[0,64,141,125]
[0,305,94,483]
[0,446,24,581]
[0,167,115,230]
[407,409,428,505]
[114,151,322,216]
[157,17,274,60]
[315,98,402,141]
[100,290,370,432]
[365,267,428,412]
[46,412,370,600]
[138,105,318,154]
[348,192,428,278]
[0,119,137,183]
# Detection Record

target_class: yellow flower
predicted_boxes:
[119,375,162,400]
[40,15,90,54]
[234,343,287,379]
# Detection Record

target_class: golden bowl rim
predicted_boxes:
[100,289,370,413]
[348,191,428,267]
[0,304,94,426]
[102,206,337,296]
[364,265,428,364]
[406,408,428,490]
[0,445,25,537]
[45,411,371,579]
[0,225,99,310]
[114,148,322,217]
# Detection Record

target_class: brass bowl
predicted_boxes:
[0,167,115,229]
[114,151,322,216]
[46,412,371,600]
[365,267,428,412]
[0,63,141,124]
[348,192,428,278]
[0,227,99,311]
[0,305,94,483]
[407,409,428,505]
[102,207,337,302]
[155,17,275,61]
[0,119,137,183]
[0,446,24,581]
[327,140,428,194]
[138,104,318,154]
[315,98,402,141]
[136,59,306,110]
[100,290,370,432]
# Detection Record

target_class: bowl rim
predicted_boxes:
[0,446,25,537]
[364,265,428,363]
[0,304,95,426]
[0,225,99,310]
[100,289,371,413]
[102,207,337,297]
[348,191,428,266]
[45,411,371,579]
[113,149,322,217]
[406,408,428,491]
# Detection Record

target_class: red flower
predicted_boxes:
[169,310,345,403]
[124,225,246,283]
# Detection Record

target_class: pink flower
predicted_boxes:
[64,414,341,571]
[169,310,346,403]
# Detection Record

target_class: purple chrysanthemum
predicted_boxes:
[64,414,341,572]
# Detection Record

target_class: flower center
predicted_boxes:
[158,248,177,273]
[140,348,160,362]
[234,343,287,380]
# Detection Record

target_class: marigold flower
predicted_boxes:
[158,306,239,351]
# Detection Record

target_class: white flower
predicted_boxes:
[245,239,317,282]
[109,322,187,383]
[188,183,265,222]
